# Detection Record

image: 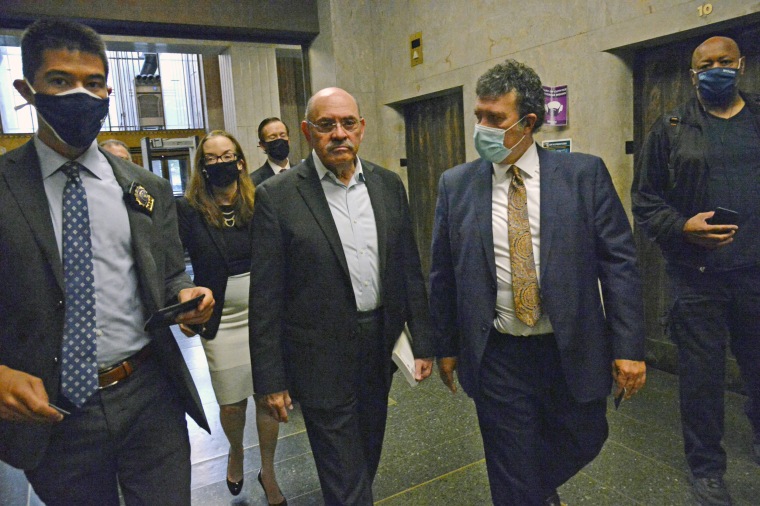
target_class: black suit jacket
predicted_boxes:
[176,197,248,339]
[250,162,276,186]
[248,155,433,409]
[0,141,209,470]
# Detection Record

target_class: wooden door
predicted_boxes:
[633,24,760,386]
[403,89,466,281]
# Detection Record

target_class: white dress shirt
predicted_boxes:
[492,142,553,336]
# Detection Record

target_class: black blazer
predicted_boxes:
[248,155,433,409]
[0,142,209,470]
[250,162,275,186]
[176,197,249,339]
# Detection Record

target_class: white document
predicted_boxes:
[392,325,417,387]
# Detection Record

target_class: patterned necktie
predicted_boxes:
[508,165,542,326]
[60,161,99,407]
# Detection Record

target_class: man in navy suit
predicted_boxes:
[429,60,647,506]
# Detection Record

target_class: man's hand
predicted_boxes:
[414,358,434,382]
[683,211,738,249]
[612,359,646,399]
[0,366,62,424]
[175,287,215,326]
[437,357,458,394]
[178,324,198,337]
[264,390,293,422]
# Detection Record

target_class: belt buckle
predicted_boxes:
[99,376,121,390]
[98,362,126,390]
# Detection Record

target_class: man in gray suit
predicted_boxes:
[0,19,213,506]
[249,87,433,505]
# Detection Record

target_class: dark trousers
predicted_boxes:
[474,329,608,506]
[300,313,390,506]
[667,264,760,478]
[25,354,191,506]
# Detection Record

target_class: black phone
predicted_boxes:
[614,388,626,410]
[708,207,739,225]
[144,294,205,331]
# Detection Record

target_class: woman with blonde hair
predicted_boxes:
[177,130,285,504]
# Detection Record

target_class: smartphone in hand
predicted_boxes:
[708,207,739,225]
[614,388,626,410]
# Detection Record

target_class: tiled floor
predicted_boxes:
[2,329,759,505]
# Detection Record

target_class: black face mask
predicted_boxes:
[34,88,110,148]
[204,160,240,187]
[265,139,290,161]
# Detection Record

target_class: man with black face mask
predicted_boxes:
[633,36,760,506]
[251,117,291,186]
[0,19,214,506]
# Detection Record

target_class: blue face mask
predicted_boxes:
[473,116,526,164]
[695,67,739,106]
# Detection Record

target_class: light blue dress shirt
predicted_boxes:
[35,137,151,367]
[313,152,382,311]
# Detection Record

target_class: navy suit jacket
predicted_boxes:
[248,154,433,409]
[0,141,209,469]
[429,146,645,403]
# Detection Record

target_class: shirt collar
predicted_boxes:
[267,158,290,173]
[35,135,108,180]
[492,141,539,179]
[312,149,365,184]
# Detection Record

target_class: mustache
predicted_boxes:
[327,140,354,151]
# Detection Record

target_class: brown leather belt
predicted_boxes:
[98,344,152,389]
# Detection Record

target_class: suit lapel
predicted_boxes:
[296,156,351,280]
[362,161,387,277]
[2,142,64,291]
[473,159,497,284]
[106,153,161,311]
[537,147,560,278]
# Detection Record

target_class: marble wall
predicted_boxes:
[308,0,760,213]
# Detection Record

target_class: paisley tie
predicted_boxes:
[508,165,542,327]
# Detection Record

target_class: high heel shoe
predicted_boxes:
[226,454,244,496]
[257,468,287,506]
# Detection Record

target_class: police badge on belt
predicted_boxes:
[124,181,154,216]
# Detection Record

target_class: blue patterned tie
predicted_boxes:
[60,161,99,407]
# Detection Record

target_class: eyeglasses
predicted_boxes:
[307,117,362,134]
[203,152,238,165]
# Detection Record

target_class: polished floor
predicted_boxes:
[2,328,759,505]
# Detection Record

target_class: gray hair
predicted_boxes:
[476,59,545,131]
[99,139,129,151]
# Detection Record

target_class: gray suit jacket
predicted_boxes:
[0,141,209,470]
[430,146,645,402]
[248,155,433,409]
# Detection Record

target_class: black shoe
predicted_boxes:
[226,454,244,496]
[689,474,732,506]
[544,490,566,506]
[257,468,287,506]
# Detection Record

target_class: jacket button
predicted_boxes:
[53,356,59,363]
[698,266,706,273]
[56,300,64,309]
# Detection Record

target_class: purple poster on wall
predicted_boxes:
[543,85,568,126]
